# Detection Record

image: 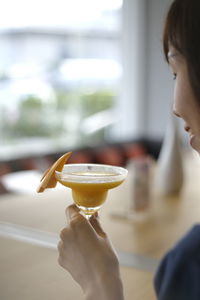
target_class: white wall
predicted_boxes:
[111,0,174,142]
[112,0,148,140]
[146,0,174,139]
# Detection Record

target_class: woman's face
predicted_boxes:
[168,46,200,152]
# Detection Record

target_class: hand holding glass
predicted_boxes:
[55,163,128,217]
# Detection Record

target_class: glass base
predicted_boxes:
[77,205,101,216]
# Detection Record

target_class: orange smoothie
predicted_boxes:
[57,171,123,209]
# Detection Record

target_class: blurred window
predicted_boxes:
[0,0,122,160]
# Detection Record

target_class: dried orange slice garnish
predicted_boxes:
[37,152,72,193]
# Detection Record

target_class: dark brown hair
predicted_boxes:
[163,0,200,101]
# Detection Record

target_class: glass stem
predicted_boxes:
[85,214,91,220]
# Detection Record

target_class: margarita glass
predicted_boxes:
[55,163,128,216]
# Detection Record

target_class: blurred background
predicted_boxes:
[0,0,122,153]
[0,0,183,193]
[0,0,177,160]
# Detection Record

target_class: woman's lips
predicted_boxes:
[184,125,194,137]
[184,125,196,147]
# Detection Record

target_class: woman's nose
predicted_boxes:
[172,102,181,118]
[173,109,181,118]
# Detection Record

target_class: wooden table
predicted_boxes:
[0,151,200,300]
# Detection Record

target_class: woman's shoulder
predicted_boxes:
[172,224,200,258]
[154,224,200,300]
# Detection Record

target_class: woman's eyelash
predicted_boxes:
[173,73,177,80]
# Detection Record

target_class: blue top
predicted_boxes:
[154,225,200,300]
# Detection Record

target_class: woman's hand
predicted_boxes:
[58,204,124,300]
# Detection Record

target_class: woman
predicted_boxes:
[57,0,200,299]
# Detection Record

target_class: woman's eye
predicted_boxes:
[173,73,177,80]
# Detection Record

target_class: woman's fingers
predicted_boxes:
[57,239,63,252]
[66,205,89,231]
[89,214,107,238]
[65,204,100,242]
[65,204,80,220]
[65,204,107,239]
